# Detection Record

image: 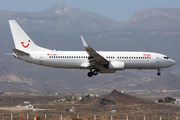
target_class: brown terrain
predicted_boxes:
[40,90,180,117]
[0,90,180,119]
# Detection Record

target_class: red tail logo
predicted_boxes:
[21,40,30,48]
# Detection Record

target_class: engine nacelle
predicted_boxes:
[107,61,125,70]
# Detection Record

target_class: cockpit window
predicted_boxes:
[164,56,169,59]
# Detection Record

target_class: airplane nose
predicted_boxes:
[171,59,176,66]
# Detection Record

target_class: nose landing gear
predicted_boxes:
[87,69,99,77]
[157,69,161,76]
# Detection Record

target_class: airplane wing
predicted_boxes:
[81,36,109,68]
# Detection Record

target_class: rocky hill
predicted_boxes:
[40,2,119,24]
[122,7,180,30]
[97,90,149,106]
[144,73,180,91]
[1,4,180,35]
[79,90,150,106]
[0,2,119,34]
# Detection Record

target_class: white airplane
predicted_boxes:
[9,20,175,77]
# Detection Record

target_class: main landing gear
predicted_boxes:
[87,69,99,77]
[157,69,161,76]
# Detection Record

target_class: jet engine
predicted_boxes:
[106,61,125,70]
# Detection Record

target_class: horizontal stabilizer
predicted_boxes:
[12,48,29,56]
[4,53,14,55]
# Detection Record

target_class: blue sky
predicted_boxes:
[1,0,180,22]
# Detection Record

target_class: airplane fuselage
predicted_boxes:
[16,51,174,70]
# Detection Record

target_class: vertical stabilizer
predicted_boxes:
[9,20,51,52]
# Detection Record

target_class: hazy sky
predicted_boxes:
[1,0,180,22]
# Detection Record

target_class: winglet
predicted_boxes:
[81,36,89,48]
[80,36,109,64]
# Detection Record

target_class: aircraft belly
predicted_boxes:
[43,59,85,68]
[59,61,82,68]
[125,60,154,69]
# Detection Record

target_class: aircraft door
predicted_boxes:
[39,54,43,62]
[156,57,160,63]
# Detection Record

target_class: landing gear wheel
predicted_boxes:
[93,70,98,76]
[157,72,161,76]
[87,72,93,77]
[157,69,161,76]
